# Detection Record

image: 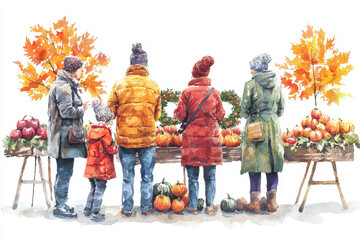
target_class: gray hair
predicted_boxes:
[249,53,272,72]
[92,100,114,123]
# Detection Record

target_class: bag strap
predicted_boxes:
[247,80,262,124]
[185,87,215,127]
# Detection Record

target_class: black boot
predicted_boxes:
[90,213,105,222]
[53,206,78,219]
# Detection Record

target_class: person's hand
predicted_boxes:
[83,101,90,111]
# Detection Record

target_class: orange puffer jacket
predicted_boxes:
[107,65,161,148]
[84,124,117,181]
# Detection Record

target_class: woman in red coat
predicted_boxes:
[174,56,225,215]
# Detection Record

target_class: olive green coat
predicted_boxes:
[240,70,285,174]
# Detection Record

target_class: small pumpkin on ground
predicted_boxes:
[172,181,187,197]
[235,197,247,211]
[220,193,237,212]
[154,193,171,212]
[172,198,185,213]
[197,198,205,211]
[153,178,174,202]
[181,193,189,206]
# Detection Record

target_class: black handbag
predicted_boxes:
[68,110,85,144]
[178,87,215,134]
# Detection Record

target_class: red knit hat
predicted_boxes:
[192,56,215,78]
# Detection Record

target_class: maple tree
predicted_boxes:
[14,17,110,101]
[276,25,353,106]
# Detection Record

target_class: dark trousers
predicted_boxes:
[249,172,278,193]
[54,157,74,208]
[85,178,107,214]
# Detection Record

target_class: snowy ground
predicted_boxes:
[1,149,360,240]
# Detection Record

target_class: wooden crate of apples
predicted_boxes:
[3,115,48,157]
[283,108,359,162]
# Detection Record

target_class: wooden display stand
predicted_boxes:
[285,144,354,212]
[5,148,53,210]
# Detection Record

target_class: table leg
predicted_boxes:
[48,156,53,201]
[12,157,28,210]
[332,162,348,209]
[295,161,311,204]
[299,161,317,212]
[38,157,51,209]
[31,156,37,207]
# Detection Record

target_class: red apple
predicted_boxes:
[287,137,296,145]
[156,126,164,135]
[231,127,241,135]
[17,119,29,130]
[311,108,322,120]
[29,117,40,131]
[221,129,231,138]
[10,129,22,141]
[22,127,35,139]
[36,128,48,140]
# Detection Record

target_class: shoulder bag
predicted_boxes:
[246,81,265,141]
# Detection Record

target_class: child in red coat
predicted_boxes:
[84,101,117,222]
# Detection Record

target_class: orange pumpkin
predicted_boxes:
[156,131,172,147]
[303,127,312,138]
[164,125,177,134]
[172,198,185,213]
[319,114,330,125]
[156,126,164,135]
[171,133,182,147]
[282,128,293,143]
[219,135,225,146]
[181,193,190,206]
[316,123,326,134]
[310,130,323,142]
[224,133,241,147]
[323,131,331,140]
[154,194,171,211]
[339,119,352,135]
[292,125,303,138]
[172,181,187,197]
[325,119,340,136]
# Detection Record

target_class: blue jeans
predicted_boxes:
[54,157,74,208]
[85,178,107,214]
[186,165,216,208]
[118,146,156,213]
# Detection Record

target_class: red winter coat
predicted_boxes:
[84,124,117,181]
[174,77,225,166]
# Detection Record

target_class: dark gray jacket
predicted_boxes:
[47,70,86,159]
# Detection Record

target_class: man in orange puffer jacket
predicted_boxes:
[83,101,117,222]
[107,43,161,217]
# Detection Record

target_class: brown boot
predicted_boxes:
[245,191,261,213]
[266,190,278,212]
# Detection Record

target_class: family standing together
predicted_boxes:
[47,43,285,222]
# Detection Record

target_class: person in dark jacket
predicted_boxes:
[240,53,285,213]
[47,56,88,218]
[174,56,225,215]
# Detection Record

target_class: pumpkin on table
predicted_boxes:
[156,131,172,147]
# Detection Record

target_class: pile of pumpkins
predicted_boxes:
[155,125,242,148]
[152,178,196,213]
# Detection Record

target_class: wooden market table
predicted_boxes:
[4,148,52,210]
[285,144,354,212]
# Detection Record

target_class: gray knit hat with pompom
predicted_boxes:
[249,53,272,72]
[92,100,114,123]
[130,43,148,66]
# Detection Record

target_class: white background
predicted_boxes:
[1,0,360,239]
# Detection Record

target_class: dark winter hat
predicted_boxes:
[92,100,114,123]
[63,56,84,72]
[130,43,148,66]
[192,56,215,78]
[249,53,272,72]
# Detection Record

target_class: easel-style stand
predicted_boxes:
[12,156,52,210]
[295,161,348,212]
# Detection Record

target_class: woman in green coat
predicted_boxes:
[240,53,285,213]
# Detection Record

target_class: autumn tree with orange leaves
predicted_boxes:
[14,17,110,101]
[276,25,353,106]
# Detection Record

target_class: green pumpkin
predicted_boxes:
[197,198,205,211]
[152,178,175,202]
[220,193,236,212]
